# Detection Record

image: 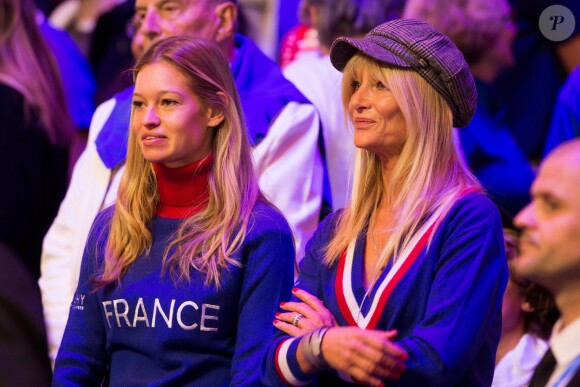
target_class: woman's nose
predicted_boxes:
[143,107,160,128]
[350,87,371,112]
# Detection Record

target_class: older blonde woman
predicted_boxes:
[263,19,508,386]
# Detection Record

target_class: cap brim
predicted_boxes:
[330,36,411,72]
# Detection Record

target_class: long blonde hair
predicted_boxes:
[0,0,73,145]
[99,36,261,288]
[325,54,481,267]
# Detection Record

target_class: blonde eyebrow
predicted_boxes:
[132,90,186,99]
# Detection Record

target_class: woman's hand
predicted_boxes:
[274,287,337,336]
[320,327,408,386]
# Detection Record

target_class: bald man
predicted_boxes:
[514,139,580,387]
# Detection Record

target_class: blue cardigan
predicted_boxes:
[263,192,508,386]
[54,201,294,386]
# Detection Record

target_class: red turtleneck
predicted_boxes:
[152,155,212,219]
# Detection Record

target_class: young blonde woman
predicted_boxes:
[53,36,295,386]
[263,19,508,386]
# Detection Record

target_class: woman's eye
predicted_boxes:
[351,81,361,91]
[161,99,178,106]
[376,81,387,90]
[132,100,144,108]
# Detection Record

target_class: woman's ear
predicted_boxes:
[207,107,225,128]
[206,92,227,128]
[214,2,237,43]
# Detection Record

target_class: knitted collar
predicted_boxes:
[152,154,212,218]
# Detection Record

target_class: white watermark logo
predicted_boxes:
[539,5,576,42]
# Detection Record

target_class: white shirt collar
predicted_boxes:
[551,317,580,366]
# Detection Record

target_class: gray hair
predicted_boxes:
[299,0,405,48]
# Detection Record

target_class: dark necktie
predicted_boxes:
[529,348,557,387]
[568,372,580,387]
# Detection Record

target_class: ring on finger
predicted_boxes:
[291,313,303,327]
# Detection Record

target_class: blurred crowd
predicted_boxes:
[1,0,579,385]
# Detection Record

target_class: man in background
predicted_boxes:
[514,139,580,386]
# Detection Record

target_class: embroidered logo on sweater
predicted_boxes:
[71,293,86,311]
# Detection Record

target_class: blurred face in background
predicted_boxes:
[501,277,526,336]
[403,0,516,82]
[488,0,517,72]
[132,0,225,57]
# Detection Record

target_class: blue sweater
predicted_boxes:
[262,192,508,386]
[54,201,294,386]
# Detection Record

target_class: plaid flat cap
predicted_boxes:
[330,18,477,128]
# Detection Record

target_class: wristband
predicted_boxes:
[300,327,331,370]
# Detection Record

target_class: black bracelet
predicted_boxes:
[300,327,331,371]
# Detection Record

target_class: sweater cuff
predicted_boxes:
[274,337,314,385]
